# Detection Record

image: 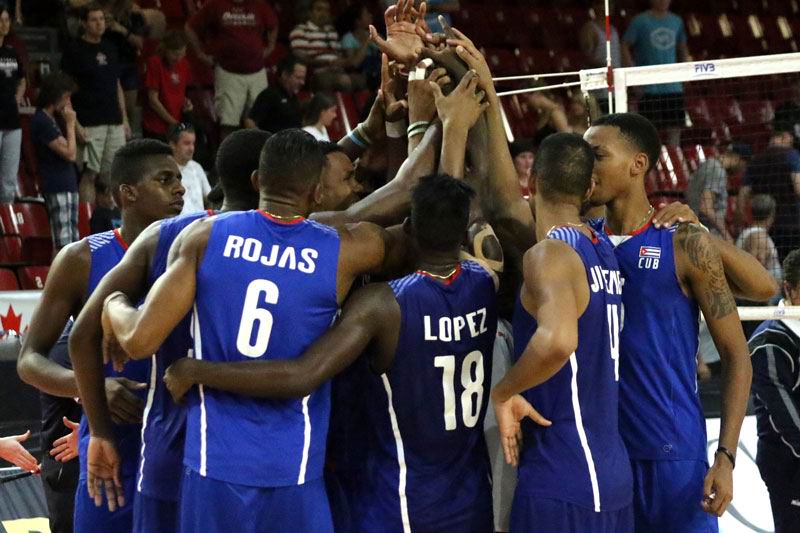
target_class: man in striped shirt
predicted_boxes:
[290,0,354,91]
[750,249,800,533]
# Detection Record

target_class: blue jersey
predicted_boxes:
[78,230,151,481]
[357,261,497,532]
[185,210,340,487]
[590,219,705,461]
[137,210,213,501]
[512,227,632,512]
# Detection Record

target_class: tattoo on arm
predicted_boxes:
[675,224,737,319]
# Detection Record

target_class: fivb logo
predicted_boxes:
[638,246,661,270]
[693,62,718,77]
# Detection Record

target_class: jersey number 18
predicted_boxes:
[434,351,485,431]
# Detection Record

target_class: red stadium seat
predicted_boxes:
[17,266,49,290]
[0,268,19,290]
[0,203,18,235]
[11,203,51,240]
[654,145,690,193]
[17,168,40,199]
[516,48,556,76]
[78,202,93,239]
[0,236,23,265]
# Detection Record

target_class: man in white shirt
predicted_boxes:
[168,123,211,214]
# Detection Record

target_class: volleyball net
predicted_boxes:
[495,52,800,323]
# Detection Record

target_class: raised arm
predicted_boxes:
[674,224,751,518]
[164,283,398,402]
[102,218,210,360]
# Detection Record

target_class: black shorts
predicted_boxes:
[637,92,685,128]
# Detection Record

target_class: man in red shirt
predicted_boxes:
[185,0,278,138]
[142,30,192,140]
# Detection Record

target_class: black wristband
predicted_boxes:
[715,446,736,469]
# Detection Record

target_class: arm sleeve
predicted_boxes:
[788,149,800,173]
[751,341,800,453]
[677,16,687,44]
[33,115,61,146]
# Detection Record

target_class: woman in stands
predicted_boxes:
[0,4,26,205]
[302,93,338,142]
[30,73,81,250]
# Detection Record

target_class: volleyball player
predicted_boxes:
[17,140,185,531]
[70,130,268,532]
[585,113,752,531]
[91,129,414,532]
[491,133,632,532]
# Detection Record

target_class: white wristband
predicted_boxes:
[386,119,408,139]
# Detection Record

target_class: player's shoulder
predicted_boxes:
[671,222,712,248]
[47,238,92,287]
[749,319,800,349]
[85,230,117,252]
[305,217,341,238]
[388,271,424,298]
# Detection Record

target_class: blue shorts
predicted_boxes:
[510,495,634,533]
[631,459,719,533]
[133,492,178,533]
[179,468,333,533]
[74,476,136,532]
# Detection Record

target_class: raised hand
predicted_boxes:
[408,62,451,124]
[369,0,428,66]
[380,53,408,123]
[0,430,40,473]
[164,357,197,404]
[652,201,699,228]
[445,27,495,95]
[50,417,80,463]
[492,393,551,466]
[430,69,489,132]
[87,436,125,512]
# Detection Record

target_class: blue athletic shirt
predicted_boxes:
[357,261,497,532]
[512,227,632,512]
[184,210,340,487]
[589,218,705,461]
[137,210,214,501]
[78,229,151,481]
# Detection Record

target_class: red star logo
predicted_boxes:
[1,305,23,335]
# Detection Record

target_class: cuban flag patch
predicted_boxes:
[639,246,661,259]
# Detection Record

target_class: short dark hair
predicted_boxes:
[593,112,661,173]
[159,30,188,54]
[258,129,325,194]
[81,2,104,20]
[411,174,476,252]
[533,132,595,201]
[303,93,337,126]
[36,72,77,109]
[216,129,272,201]
[277,55,306,77]
[751,194,776,222]
[109,139,174,190]
[783,249,800,288]
[167,122,195,144]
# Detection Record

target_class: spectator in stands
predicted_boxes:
[580,0,622,71]
[749,249,800,532]
[0,430,38,472]
[103,0,148,138]
[338,3,381,90]
[290,0,355,91]
[566,94,590,135]
[89,180,119,233]
[522,85,570,145]
[0,4,26,204]
[31,72,80,250]
[302,93,337,142]
[686,142,750,241]
[774,77,800,148]
[61,3,130,205]
[168,122,209,214]
[142,30,192,141]
[245,55,306,133]
[736,194,782,286]
[738,127,800,262]
[622,0,690,146]
[509,139,534,197]
[185,0,278,139]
